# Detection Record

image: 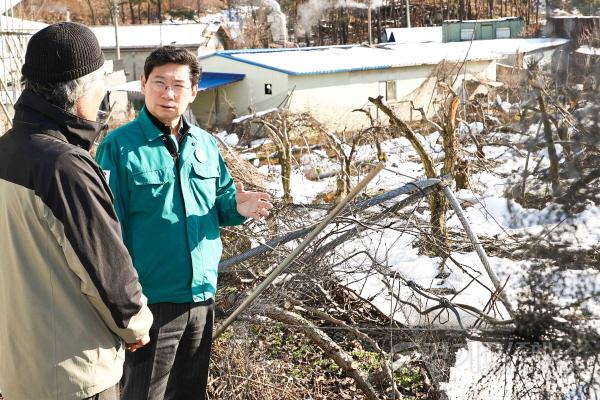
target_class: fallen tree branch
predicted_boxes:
[219,178,441,272]
[288,299,402,398]
[264,306,380,400]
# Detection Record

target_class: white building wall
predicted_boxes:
[289,59,496,131]
[195,54,495,131]
[196,55,289,126]
[104,68,129,123]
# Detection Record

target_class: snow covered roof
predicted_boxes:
[384,26,441,43]
[212,38,569,76]
[90,22,221,49]
[576,45,600,56]
[107,72,245,92]
[0,15,47,32]
[388,37,569,57]
[548,15,600,19]
[444,16,522,23]
[107,80,142,93]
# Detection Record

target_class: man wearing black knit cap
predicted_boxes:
[0,22,153,400]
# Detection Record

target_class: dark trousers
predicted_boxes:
[84,384,118,400]
[121,300,214,400]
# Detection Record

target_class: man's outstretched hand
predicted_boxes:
[235,182,273,220]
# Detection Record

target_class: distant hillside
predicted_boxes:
[11,0,225,26]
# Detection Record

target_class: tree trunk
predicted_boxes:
[120,2,126,24]
[156,0,162,22]
[85,0,97,25]
[281,118,293,204]
[537,90,561,197]
[429,191,448,252]
[442,95,468,190]
[368,95,448,252]
[556,122,572,164]
[260,119,293,204]
[129,0,136,24]
[376,7,381,43]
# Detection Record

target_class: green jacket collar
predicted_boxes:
[138,106,191,142]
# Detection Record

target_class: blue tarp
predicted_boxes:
[107,72,245,93]
[199,72,245,91]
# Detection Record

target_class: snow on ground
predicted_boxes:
[452,195,600,249]
[442,340,600,400]
[244,124,600,398]
[264,165,332,204]
[256,130,599,322]
[336,230,522,328]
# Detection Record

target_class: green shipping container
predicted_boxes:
[442,17,524,42]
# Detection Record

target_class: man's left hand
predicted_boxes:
[235,182,273,220]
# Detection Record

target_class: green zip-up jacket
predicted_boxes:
[96,107,245,304]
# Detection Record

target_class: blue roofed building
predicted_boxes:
[196,37,568,131]
[196,43,499,130]
[109,38,567,131]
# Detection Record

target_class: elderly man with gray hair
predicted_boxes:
[0,22,153,400]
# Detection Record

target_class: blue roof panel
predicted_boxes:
[199,72,245,91]
[107,72,245,93]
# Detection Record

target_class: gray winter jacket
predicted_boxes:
[0,90,153,399]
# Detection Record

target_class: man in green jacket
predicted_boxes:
[96,46,272,400]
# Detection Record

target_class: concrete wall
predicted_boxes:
[102,37,225,81]
[497,63,527,88]
[102,46,200,82]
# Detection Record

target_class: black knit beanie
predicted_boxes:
[22,22,104,83]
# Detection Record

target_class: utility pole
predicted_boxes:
[112,0,121,60]
[405,0,411,28]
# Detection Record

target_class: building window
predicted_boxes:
[496,27,511,39]
[460,28,474,41]
[264,83,272,95]
[386,80,397,101]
